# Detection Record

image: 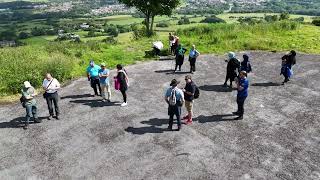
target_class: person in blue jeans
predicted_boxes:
[165,79,185,131]
[233,71,249,120]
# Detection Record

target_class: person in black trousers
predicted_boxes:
[42,73,61,120]
[281,50,297,84]
[116,64,128,107]
[223,52,240,88]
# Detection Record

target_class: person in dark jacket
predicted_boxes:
[115,64,129,107]
[240,54,252,73]
[182,75,196,125]
[281,50,297,84]
[223,52,240,88]
[174,44,187,72]
[233,71,249,120]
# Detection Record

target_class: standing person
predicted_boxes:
[174,44,187,72]
[115,64,129,107]
[42,73,61,120]
[233,71,249,120]
[223,52,240,88]
[165,79,184,131]
[188,45,200,74]
[281,50,297,84]
[21,81,41,129]
[182,75,196,125]
[86,60,101,96]
[169,33,175,55]
[240,54,252,73]
[99,63,111,102]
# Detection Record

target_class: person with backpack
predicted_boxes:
[99,63,111,102]
[188,45,200,74]
[281,50,297,84]
[174,44,187,72]
[240,54,252,73]
[21,81,41,129]
[182,75,198,125]
[223,52,240,88]
[233,71,249,120]
[165,79,184,131]
[42,73,61,120]
[115,64,129,107]
[86,60,102,96]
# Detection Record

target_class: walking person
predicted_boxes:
[115,64,129,107]
[21,81,41,129]
[240,54,252,73]
[174,44,187,72]
[99,63,111,102]
[86,60,102,96]
[223,52,240,88]
[169,33,175,55]
[165,79,184,131]
[281,50,297,84]
[42,73,61,120]
[182,75,196,125]
[188,45,200,74]
[233,71,249,120]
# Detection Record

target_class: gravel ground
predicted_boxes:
[0,51,319,180]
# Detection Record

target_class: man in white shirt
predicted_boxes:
[42,73,61,120]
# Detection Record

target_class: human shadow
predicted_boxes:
[0,117,48,129]
[60,94,93,100]
[251,82,281,87]
[193,114,239,123]
[154,69,173,73]
[69,99,120,108]
[199,85,234,92]
[125,118,172,135]
[154,70,190,75]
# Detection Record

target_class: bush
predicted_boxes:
[279,12,290,21]
[18,32,29,39]
[312,19,320,26]
[132,24,147,40]
[156,22,169,27]
[105,26,119,37]
[178,16,190,25]
[102,36,117,44]
[200,16,225,24]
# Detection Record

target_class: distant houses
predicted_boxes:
[0,40,16,48]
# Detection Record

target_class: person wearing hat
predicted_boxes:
[99,62,111,102]
[233,71,249,120]
[174,44,187,72]
[164,79,184,131]
[86,60,102,96]
[21,81,41,129]
[42,73,61,120]
[223,52,240,88]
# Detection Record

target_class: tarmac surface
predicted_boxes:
[0,51,319,180]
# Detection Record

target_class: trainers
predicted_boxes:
[48,116,53,120]
[55,116,60,120]
[121,102,128,107]
[102,99,106,102]
[23,124,29,130]
[183,115,189,120]
[107,99,111,103]
[186,120,193,125]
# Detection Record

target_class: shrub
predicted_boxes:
[18,32,29,39]
[201,16,226,24]
[178,16,190,25]
[156,22,169,27]
[312,19,320,26]
[132,24,147,40]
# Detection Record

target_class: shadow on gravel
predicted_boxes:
[61,94,93,99]
[125,126,170,135]
[0,117,47,129]
[194,114,239,123]
[125,118,170,135]
[199,85,233,92]
[70,99,119,108]
[251,82,282,87]
[154,70,190,75]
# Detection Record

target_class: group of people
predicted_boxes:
[21,73,61,129]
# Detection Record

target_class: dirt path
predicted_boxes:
[0,52,319,180]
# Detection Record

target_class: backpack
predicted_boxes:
[169,89,177,106]
[194,85,200,99]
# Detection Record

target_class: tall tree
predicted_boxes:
[118,0,180,36]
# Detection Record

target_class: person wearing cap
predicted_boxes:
[174,44,187,72]
[86,60,102,96]
[21,81,41,129]
[233,71,249,120]
[42,73,61,120]
[182,75,196,125]
[223,52,240,88]
[99,63,111,102]
[188,45,200,74]
[165,79,184,131]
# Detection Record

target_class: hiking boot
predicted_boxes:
[168,126,173,131]
[176,126,181,131]
[55,116,60,120]
[234,116,243,120]
[34,118,42,123]
[102,99,106,102]
[107,99,111,103]
[183,115,189,120]
[186,120,193,125]
[222,83,227,87]
[23,124,29,130]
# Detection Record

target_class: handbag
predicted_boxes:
[114,77,120,90]
[43,79,54,98]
